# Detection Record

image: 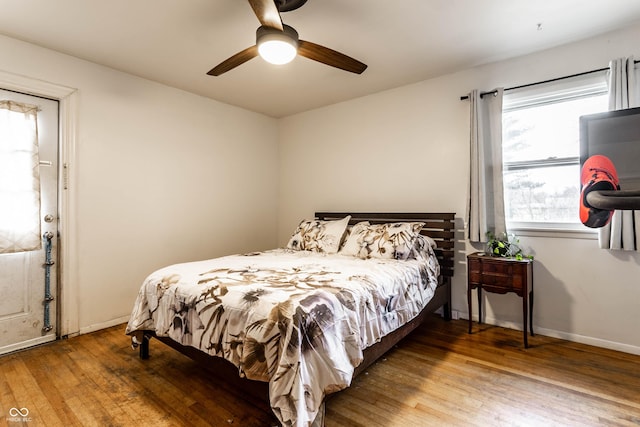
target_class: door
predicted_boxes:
[0,89,59,355]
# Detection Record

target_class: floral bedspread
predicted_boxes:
[125,248,439,427]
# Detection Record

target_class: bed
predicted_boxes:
[125,212,455,427]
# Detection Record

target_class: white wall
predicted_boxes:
[0,35,279,334]
[278,23,640,354]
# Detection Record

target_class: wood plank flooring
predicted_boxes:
[1,316,639,426]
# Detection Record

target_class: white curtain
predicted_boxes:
[467,88,506,243]
[598,56,639,251]
[0,100,42,254]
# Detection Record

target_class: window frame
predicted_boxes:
[501,71,609,236]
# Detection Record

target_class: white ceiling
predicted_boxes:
[1,0,640,118]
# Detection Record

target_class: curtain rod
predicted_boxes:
[459,59,640,101]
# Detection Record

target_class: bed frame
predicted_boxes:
[136,212,455,414]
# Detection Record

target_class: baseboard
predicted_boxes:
[462,312,640,356]
[533,326,640,356]
[78,315,130,335]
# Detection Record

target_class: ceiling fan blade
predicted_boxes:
[247,0,283,31]
[297,40,367,74]
[207,45,259,76]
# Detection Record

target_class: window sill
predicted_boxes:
[507,224,598,240]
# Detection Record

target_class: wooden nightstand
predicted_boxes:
[467,252,534,348]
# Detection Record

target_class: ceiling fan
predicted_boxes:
[207,0,367,76]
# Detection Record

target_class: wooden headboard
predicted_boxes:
[314,212,456,283]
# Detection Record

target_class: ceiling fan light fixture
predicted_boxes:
[258,39,297,65]
[256,25,299,65]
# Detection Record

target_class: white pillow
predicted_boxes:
[286,215,351,254]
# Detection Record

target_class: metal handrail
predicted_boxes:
[586,189,640,211]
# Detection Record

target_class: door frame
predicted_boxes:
[0,69,79,338]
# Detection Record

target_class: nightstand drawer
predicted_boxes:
[472,270,520,289]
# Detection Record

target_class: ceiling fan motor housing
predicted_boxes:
[275,0,308,12]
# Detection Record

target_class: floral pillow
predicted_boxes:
[286,215,351,254]
[337,221,370,254]
[342,221,369,244]
[408,234,437,260]
[340,222,425,260]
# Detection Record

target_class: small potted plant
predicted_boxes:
[486,231,532,260]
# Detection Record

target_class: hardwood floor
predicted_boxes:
[1,316,639,426]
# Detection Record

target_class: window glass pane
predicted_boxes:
[502,77,609,228]
[504,165,580,223]
[503,94,608,163]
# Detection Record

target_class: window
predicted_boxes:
[0,101,42,253]
[502,73,609,232]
